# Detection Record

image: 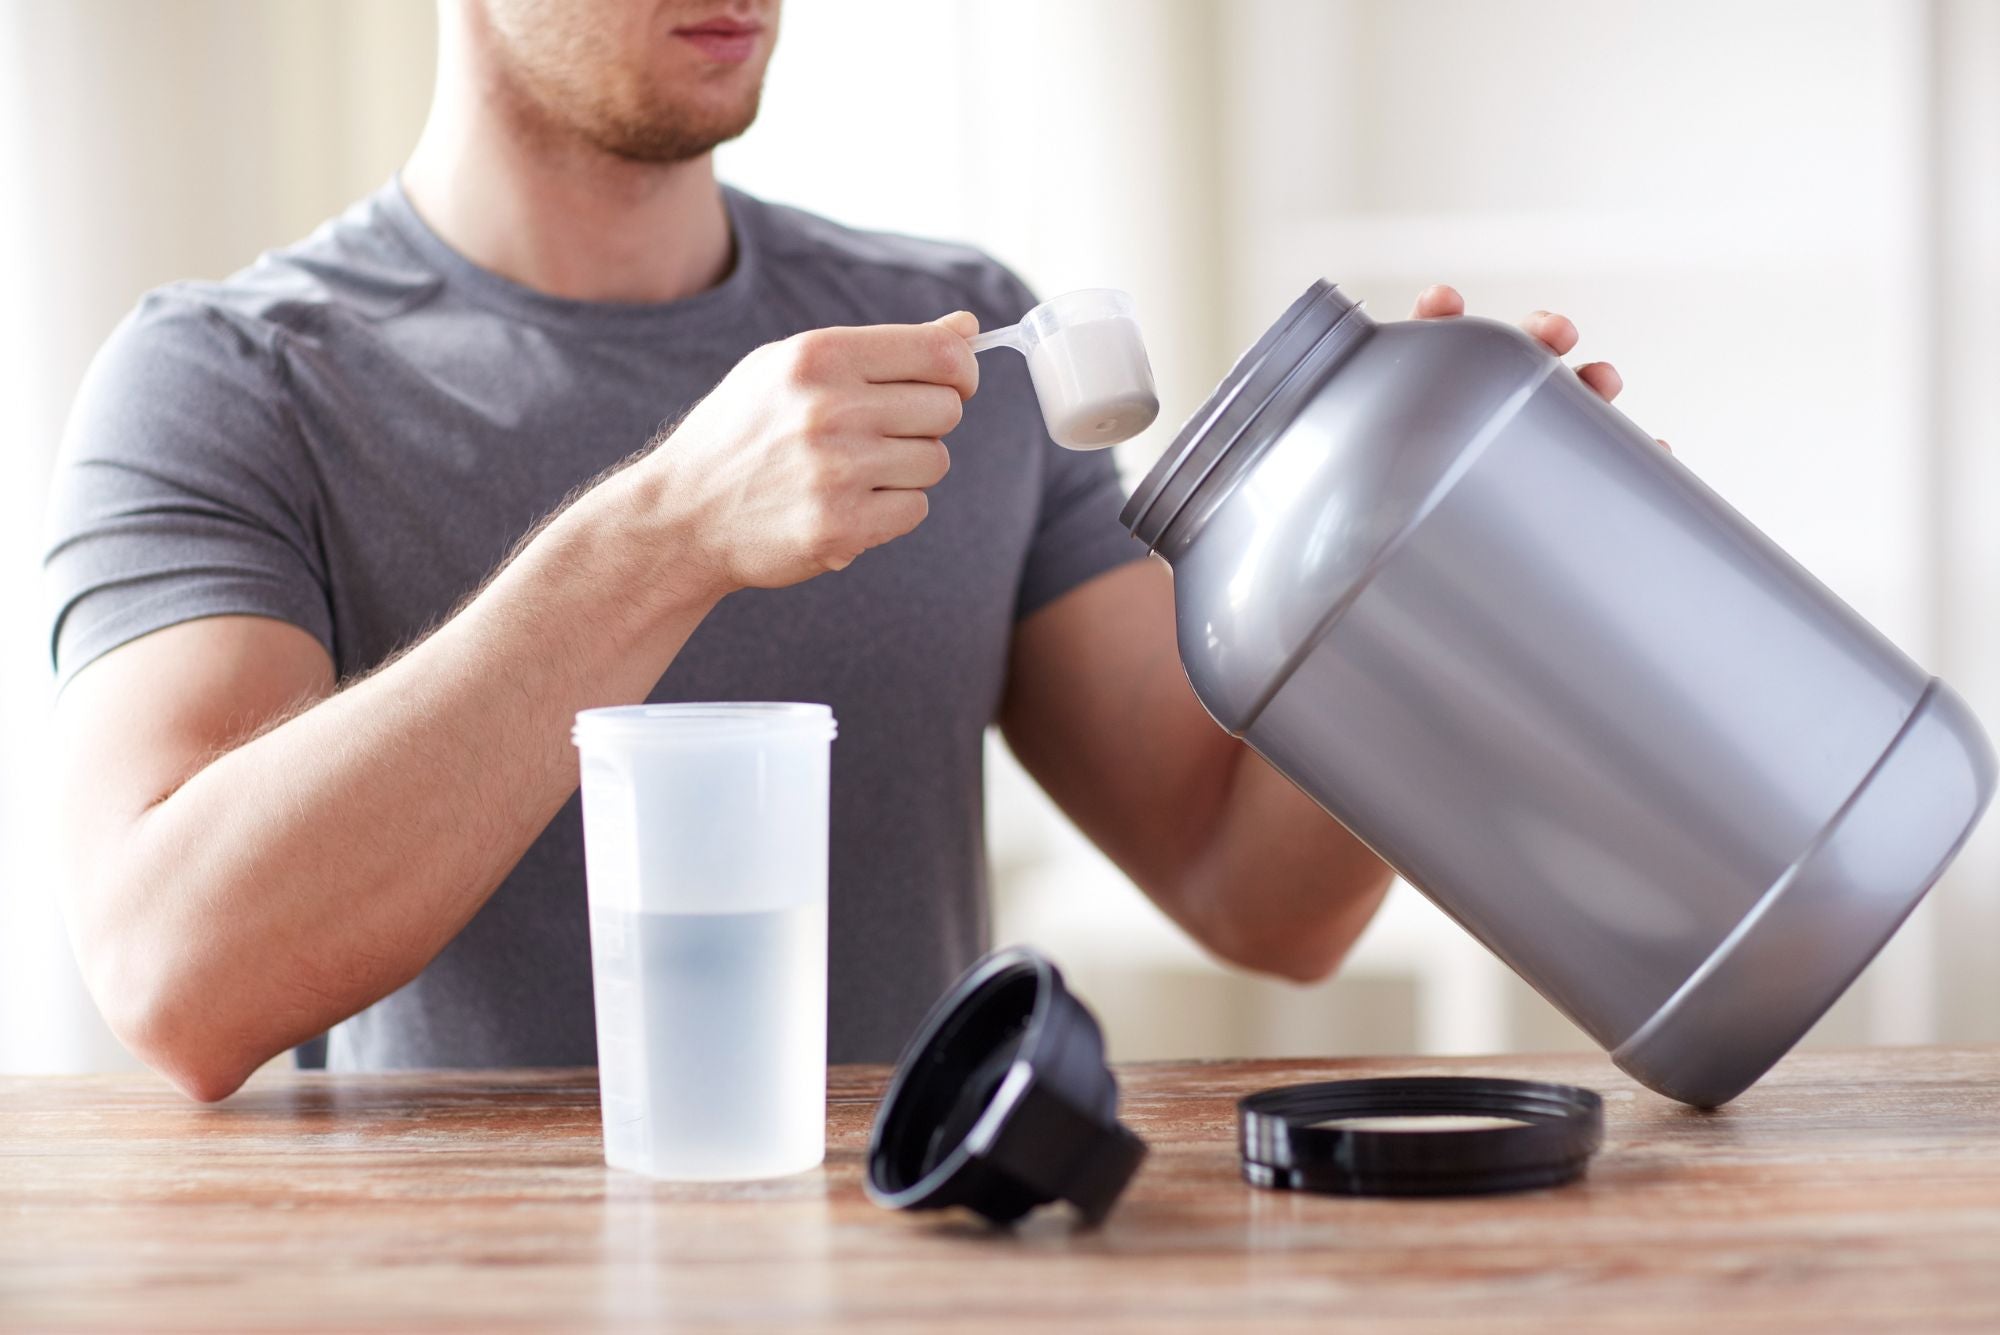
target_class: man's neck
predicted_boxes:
[400,81,734,306]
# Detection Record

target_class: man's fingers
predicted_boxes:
[865,487,932,545]
[801,322,979,398]
[1576,361,1623,402]
[933,310,979,340]
[864,382,965,441]
[1409,296,1642,420]
[865,436,952,491]
[928,310,979,398]
[858,321,976,398]
[1412,284,1465,319]
[1522,309,1580,357]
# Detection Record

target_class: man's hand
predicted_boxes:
[1412,283,1667,448]
[638,313,978,595]
[1002,284,1654,985]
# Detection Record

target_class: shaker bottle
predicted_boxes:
[1123,281,1995,1107]
[572,702,836,1178]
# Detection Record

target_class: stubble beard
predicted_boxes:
[568,83,764,164]
[488,32,766,165]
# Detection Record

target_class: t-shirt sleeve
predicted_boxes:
[42,293,334,690]
[1014,435,1148,620]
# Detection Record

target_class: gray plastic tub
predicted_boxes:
[1124,281,1995,1106]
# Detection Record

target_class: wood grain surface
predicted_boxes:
[5,1046,2000,1332]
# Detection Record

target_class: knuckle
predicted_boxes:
[796,396,844,441]
[926,439,952,485]
[806,445,848,497]
[924,326,969,383]
[805,503,844,558]
[811,518,858,572]
[884,490,929,536]
[822,523,865,570]
[785,329,840,383]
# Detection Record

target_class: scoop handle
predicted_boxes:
[967,324,1027,355]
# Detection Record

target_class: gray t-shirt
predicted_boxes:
[42,180,1144,1069]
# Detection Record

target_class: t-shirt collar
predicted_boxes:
[376,173,762,337]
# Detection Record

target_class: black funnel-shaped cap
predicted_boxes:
[865,947,1146,1227]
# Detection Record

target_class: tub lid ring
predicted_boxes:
[1239,1075,1604,1196]
[1121,279,1361,550]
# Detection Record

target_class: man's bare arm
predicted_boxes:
[55,317,979,1102]
[1000,558,1395,981]
[57,489,714,1101]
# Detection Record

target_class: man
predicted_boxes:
[43,0,1630,1102]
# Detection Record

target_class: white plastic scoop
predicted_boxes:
[968,288,1160,450]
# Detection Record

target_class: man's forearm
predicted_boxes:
[88,472,719,1099]
[998,559,1395,986]
[1174,744,1396,984]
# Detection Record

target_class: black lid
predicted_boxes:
[865,947,1146,1227]
[1239,1076,1604,1196]
[1121,280,1366,550]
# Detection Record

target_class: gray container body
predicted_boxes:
[1124,282,1995,1106]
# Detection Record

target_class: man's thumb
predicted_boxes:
[932,309,979,339]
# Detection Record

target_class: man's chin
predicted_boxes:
[592,97,762,164]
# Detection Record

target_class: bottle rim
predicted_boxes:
[1121,280,1363,551]
[572,702,837,746]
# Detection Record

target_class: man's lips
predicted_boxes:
[674,19,762,63]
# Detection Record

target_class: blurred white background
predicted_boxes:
[3,0,1998,1072]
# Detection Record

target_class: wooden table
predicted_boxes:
[5,1047,2000,1332]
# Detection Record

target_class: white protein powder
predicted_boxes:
[1023,315,1160,449]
